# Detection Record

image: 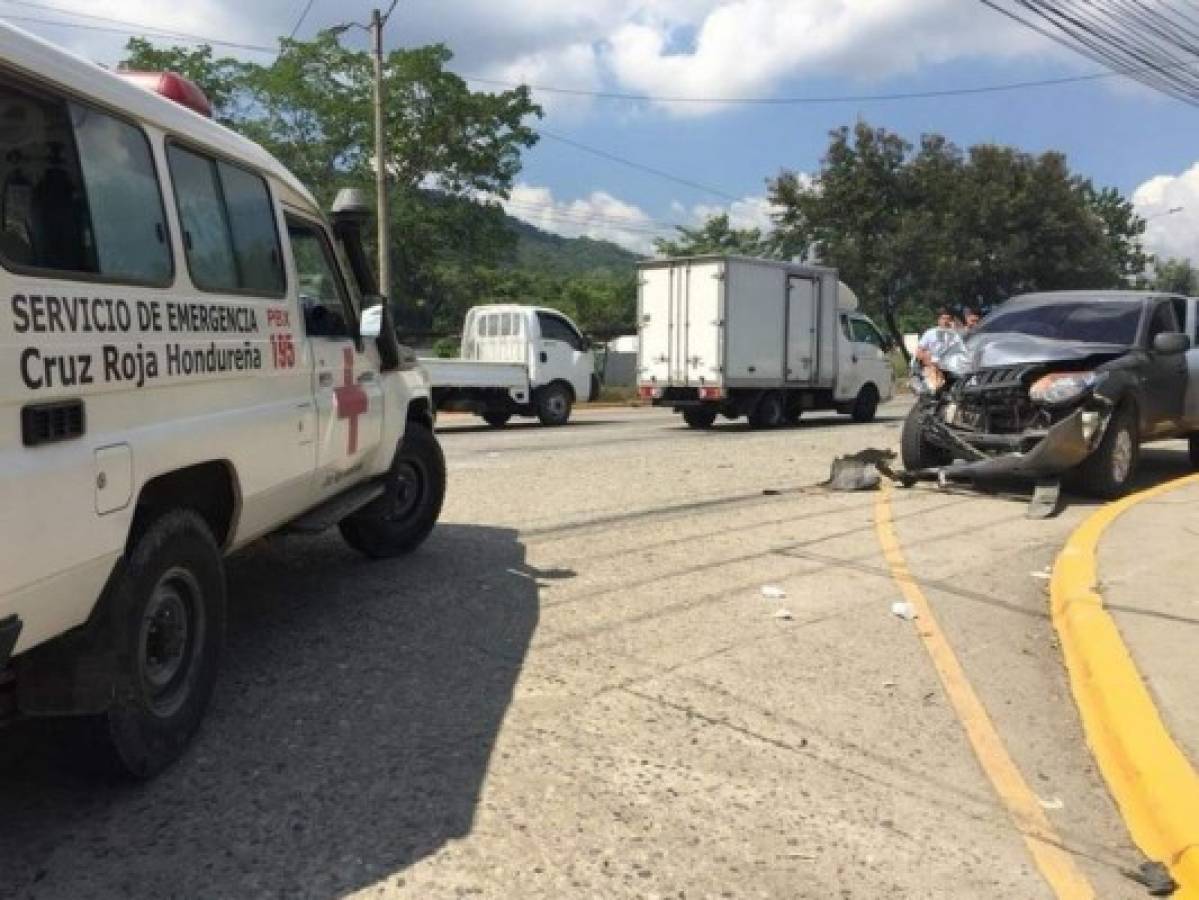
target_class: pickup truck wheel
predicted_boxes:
[481,410,511,428]
[1073,404,1139,499]
[537,383,572,426]
[78,510,226,779]
[683,406,718,429]
[900,404,952,471]
[1189,434,1199,469]
[747,391,785,429]
[850,384,880,423]
[339,423,446,558]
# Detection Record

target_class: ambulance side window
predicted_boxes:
[287,218,351,339]
[0,75,171,284]
[167,144,285,297]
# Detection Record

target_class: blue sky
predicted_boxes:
[10,0,1198,258]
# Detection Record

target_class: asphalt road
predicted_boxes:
[1,402,1192,898]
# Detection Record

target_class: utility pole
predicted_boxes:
[370,5,392,299]
[333,4,397,297]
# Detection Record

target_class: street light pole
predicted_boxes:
[371,6,390,300]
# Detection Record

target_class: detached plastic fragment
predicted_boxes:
[826,448,897,491]
[760,585,787,600]
[772,608,795,621]
[891,601,917,621]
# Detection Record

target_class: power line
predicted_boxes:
[979,0,1199,107]
[538,129,739,202]
[288,0,317,40]
[0,8,277,54]
[462,68,1136,105]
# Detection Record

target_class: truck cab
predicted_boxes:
[0,23,446,778]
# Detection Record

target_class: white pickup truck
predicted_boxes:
[423,304,599,426]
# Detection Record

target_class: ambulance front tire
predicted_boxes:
[339,422,446,558]
[80,510,226,780]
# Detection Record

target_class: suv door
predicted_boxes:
[286,216,383,492]
[1141,300,1188,437]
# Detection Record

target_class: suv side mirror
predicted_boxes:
[1153,331,1190,354]
[360,302,384,339]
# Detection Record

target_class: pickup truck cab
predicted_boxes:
[423,304,598,426]
[902,290,1199,497]
[0,24,445,777]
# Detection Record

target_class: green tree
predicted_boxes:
[768,122,1147,354]
[1151,257,1198,294]
[654,213,773,258]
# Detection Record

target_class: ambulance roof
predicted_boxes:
[0,21,320,214]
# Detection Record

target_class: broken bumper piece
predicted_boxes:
[938,408,1102,480]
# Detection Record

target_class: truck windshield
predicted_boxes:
[976,300,1141,345]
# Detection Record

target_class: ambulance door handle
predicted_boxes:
[318,372,334,388]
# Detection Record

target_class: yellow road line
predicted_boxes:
[875,482,1094,899]
[1052,474,1199,899]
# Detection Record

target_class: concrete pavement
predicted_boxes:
[0,404,1190,898]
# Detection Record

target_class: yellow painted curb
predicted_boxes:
[1052,474,1199,898]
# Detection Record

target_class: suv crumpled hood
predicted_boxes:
[961,333,1130,370]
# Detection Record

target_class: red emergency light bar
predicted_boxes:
[118,71,213,118]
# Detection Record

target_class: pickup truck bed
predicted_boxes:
[420,358,528,391]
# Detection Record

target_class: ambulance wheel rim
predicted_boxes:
[138,566,204,717]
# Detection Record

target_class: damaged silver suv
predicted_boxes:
[902,291,1198,498]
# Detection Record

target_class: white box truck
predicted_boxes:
[422,304,599,427]
[636,256,894,428]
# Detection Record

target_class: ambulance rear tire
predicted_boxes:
[81,510,226,780]
[339,422,446,558]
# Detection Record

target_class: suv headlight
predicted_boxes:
[1029,371,1103,406]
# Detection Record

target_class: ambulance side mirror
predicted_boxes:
[360,303,384,339]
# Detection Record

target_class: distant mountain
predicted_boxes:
[504,215,644,276]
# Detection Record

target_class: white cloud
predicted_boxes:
[502,183,665,253]
[688,194,778,232]
[1133,166,1199,262]
[604,0,1052,115]
[10,0,1067,120]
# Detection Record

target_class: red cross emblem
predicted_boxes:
[333,347,369,454]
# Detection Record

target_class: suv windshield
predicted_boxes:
[976,299,1142,345]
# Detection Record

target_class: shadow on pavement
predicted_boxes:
[437,419,617,435]
[0,523,544,898]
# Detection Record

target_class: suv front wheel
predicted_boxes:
[340,422,446,558]
[1073,404,1139,499]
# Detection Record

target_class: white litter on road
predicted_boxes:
[772,608,795,620]
[891,601,917,621]
[1030,571,1051,580]
[1037,796,1065,810]
[760,585,787,600]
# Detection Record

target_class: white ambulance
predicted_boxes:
[0,24,445,777]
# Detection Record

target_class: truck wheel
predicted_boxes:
[683,406,718,429]
[850,384,879,423]
[80,510,226,779]
[747,391,785,429]
[1189,434,1199,469]
[536,383,573,426]
[1072,404,1139,499]
[900,404,951,471]
[482,410,511,428]
[783,395,804,425]
[340,423,447,558]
